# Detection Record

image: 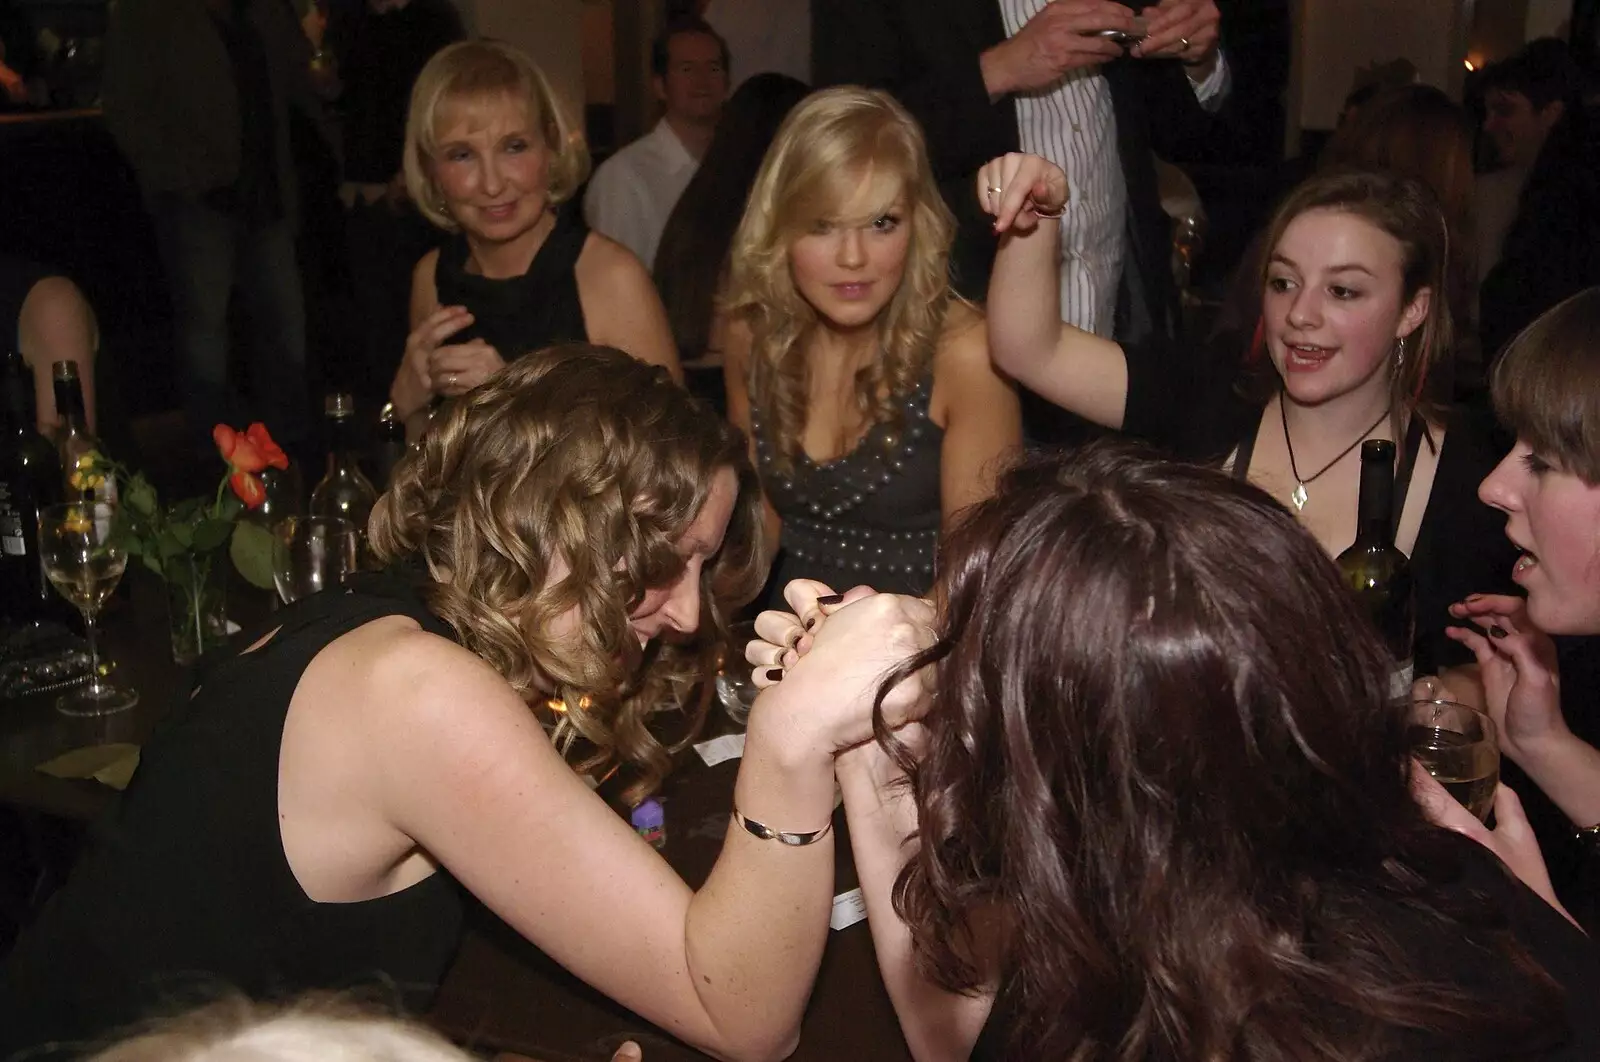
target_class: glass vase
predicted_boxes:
[167,546,230,665]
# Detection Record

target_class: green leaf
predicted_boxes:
[230,520,277,591]
[140,552,165,579]
[170,497,205,524]
[191,518,233,552]
[216,494,244,522]
[157,529,187,561]
[170,522,195,550]
[125,476,159,518]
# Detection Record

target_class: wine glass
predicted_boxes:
[272,516,360,605]
[38,502,139,716]
[1408,698,1500,821]
[714,620,760,727]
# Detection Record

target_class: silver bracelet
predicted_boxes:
[732,807,834,847]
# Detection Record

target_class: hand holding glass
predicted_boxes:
[39,502,138,716]
[1409,698,1499,821]
[272,516,359,605]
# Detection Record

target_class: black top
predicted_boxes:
[970,836,1600,1061]
[328,0,463,184]
[0,571,465,1060]
[1120,333,1517,674]
[433,208,591,360]
[1,254,50,349]
[753,372,943,603]
[204,0,283,224]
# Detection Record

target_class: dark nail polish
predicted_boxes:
[1490,625,1509,639]
[804,617,816,631]
[764,668,785,682]
[816,594,844,606]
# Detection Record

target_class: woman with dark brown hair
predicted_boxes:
[0,344,932,1062]
[752,442,1598,1061]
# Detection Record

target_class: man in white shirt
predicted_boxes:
[584,17,730,271]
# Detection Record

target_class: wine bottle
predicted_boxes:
[1337,439,1415,698]
[0,349,70,625]
[309,392,378,537]
[52,360,116,504]
[372,401,407,492]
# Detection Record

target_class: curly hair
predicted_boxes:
[875,442,1564,1061]
[722,86,958,474]
[369,345,767,801]
[403,40,590,232]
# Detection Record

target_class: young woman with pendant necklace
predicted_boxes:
[981,158,1516,704]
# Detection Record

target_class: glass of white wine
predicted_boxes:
[1409,698,1499,821]
[39,502,139,716]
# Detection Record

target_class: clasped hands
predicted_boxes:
[395,305,506,418]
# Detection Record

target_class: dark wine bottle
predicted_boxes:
[1337,438,1415,698]
[52,359,115,504]
[372,400,407,492]
[0,349,69,625]
[309,392,378,536]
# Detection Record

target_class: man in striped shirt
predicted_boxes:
[814,0,1229,350]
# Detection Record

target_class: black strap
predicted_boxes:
[1230,410,1262,481]
[1391,415,1428,541]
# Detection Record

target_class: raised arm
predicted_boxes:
[577,236,684,384]
[932,307,1021,523]
[18,275,98,435]
[980,153,1130,430]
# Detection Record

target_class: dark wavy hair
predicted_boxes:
[369,344,767,801]
[875,442,1564,1060]
[653,72,810,360]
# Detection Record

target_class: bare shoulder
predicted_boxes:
[412,247,441,290]
[934,300,991,371]
[575,230,649,289]
[327,615,523,735]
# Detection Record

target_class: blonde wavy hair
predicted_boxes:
[88,997,471,1062]
[722,86,958,473]
[403,40,591,232]
[369,345,766,801]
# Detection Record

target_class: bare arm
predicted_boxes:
[932,308,1021,524]
[374,637,839,1062]
[720,316,782,548]
[393,251,443,439]
[19,275,99,435]
[980,154,1130,430]
[577,235,684,384]
[836,741,995,1062]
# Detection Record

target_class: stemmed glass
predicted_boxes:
[38,502,139,716]
[271,516,360,605]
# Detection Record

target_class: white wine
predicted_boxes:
[1409,724,1499,821]
[1337,440,1414,696]
[46,553,128,612]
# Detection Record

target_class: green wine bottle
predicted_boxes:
[1337,439,1415,698]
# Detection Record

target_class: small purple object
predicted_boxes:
[631,798,666,849]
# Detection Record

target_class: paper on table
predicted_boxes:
[36,743,141,791]
[694,732,745,767]
[830,887,867,930]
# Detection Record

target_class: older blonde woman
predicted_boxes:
[389,41,680,437]
[722,87,1021,602]
[0,345,932,1062]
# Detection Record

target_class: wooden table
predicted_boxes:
[0,575,913,1062]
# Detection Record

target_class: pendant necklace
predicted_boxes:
[1280,397,1389,513]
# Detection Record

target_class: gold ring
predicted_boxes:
[1179,36,1190,50]
[446,372,458,389]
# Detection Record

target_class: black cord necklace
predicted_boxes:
[1280,397,1388,513]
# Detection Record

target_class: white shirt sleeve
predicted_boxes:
[583,158,656,267]
[1187,50,1232,114]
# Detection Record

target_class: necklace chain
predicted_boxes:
[1279,398,1388,512]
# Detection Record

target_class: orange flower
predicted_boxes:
[214,422,287,510]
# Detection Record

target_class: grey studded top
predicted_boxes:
[752,373,944,603]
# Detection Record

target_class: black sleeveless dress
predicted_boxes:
[432,207,590,359]
[0,572,465,1059]
[753,373,944,604]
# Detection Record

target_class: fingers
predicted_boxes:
[1444,625,1499,670]
[612,1042,643,1062]
[1490,783,1535,840]
[1410,760,1490,844]
[979,153,1067,232]
[428,341,505,397]
[1450,593,1528,621]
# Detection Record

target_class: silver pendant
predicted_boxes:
[1291,481,1308,512]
